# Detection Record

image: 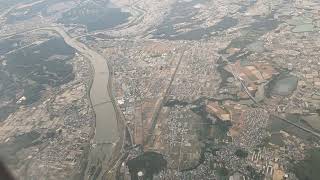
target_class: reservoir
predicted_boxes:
[270,74,298,96]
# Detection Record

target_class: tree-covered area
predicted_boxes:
[127,151,167,180]
[58,0,130,32]
[6,38,75,86]
[293,148,320,180]
[0,37,75,121]
[246,166,264,180]
[235,149,248,158]
[216,166,229,178]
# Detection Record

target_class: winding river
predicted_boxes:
[47,27,120,179]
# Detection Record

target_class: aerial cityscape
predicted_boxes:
[0,0,320,179]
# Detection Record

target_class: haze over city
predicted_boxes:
[0,0,320,180]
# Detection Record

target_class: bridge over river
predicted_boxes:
[45,27,124,180]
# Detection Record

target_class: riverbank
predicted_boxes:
[44,26,124,180]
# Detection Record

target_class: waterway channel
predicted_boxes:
[46,27,121,180]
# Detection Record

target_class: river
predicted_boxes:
[46,27,121,180]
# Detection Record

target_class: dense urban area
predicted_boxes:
[0,0,320,180]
